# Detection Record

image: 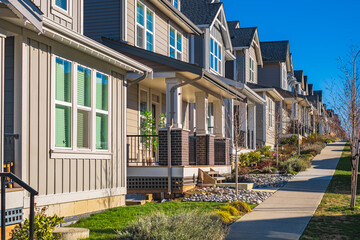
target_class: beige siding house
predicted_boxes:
[0,0,151,223]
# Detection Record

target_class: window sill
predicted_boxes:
[51,6,73,23]
[50,149,112,160]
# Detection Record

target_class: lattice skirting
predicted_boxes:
[127,177,196,190]
[0,208,23,226]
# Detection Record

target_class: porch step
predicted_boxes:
[213,177,226,183]
[126,200,147,206]
[206,171,219,176]
[53,227,89,240]
[125,194,152,205]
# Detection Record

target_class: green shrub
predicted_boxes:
[116,211,228,240]
[11,210,64,240]
[262,166,278,173]
[260,146,272,158]
[301,142,326,156]
[239,153,250,167]
[280,155,311,173]
[229,201,252,213]
[280,135,298,146]
[215,211,232,224]
[218,205,240,216]
[248,151,261,165]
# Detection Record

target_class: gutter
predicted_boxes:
[127,72,149,87]
[167,74,204,194]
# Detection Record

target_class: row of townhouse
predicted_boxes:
[0,0,339,224]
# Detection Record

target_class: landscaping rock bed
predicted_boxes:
[183,187,273,205]
[239,174,294,189]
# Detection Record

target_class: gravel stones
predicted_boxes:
[183,187,273,205]
[239,174,294,189]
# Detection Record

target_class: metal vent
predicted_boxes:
[0,208,23,226]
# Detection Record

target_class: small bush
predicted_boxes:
[218,205,240,216]
[260,146,272,158]
[214,211,232,224]
[239,153,250,167]
[11,209,64,240]
[229,201,252,213]
[262,166,278,173]
[280,135,298,146]
[248,151,261,165]
[280,155,311,173]
[301,142,326,156]
[116,211,228,240]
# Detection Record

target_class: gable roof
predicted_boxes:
[229,26,257,48]
[227,20,239,30]
[260,41,289,63]
[181,0,222,25]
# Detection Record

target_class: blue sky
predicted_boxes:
[223,0,360,106]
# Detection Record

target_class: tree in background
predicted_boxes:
[329,47,360,209]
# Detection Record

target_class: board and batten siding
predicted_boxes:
[23,36,126,200]
[31,0,83,34]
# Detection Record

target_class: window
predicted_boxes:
[208,103,214,134]
[54,57,110,151]
[55,58,72,148]
[55,0,67,11]
[249,56,255,82]
[210,37,222,74]
[268,98,273,128]
[136,1,154,51]
[283,69,287,90]
[167,0,180,10]
[169,27,182,60]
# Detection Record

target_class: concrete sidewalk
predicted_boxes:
[227,141,346,240]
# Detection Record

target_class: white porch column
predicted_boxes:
[239,101,248,148]
[166,78,182,128]
[224,99,234,146]
[248,103,256,149]
[195,92,208,135]
[0,33,5,170]
[279,101,284,133]
[213,99,225,138]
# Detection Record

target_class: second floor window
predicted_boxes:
[210,37,222,74]
[55,0,68,11]
[169,27,182,60]
[249,56,255,82]
[136,1,154,51]
[167,0,180,10]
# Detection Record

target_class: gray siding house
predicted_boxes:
[0,0,151,223]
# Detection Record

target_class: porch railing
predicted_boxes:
[3,134,18,188]
[127,135,159,166]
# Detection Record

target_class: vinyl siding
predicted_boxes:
[31,0,83,34]
[23,35,127,198]
[126,85,139,135]
[84,0,122,42]
[258,62,281,88]
[235,51,245,83]
[248,46,257,84]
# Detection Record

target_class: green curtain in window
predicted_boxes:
[77,110,89,148]
[96,113,108,149]
[55,58,71,102]
[96,73,108,111]
[77,66,91,107]
[55,105,71,147]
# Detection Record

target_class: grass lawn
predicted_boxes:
[301,144,360,240]
[72,201,230,239]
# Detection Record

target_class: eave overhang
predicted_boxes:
[252,88,284,101]
[43,18,152,76]
[0,0,43,32]
[150,0,202,35]
[102,37,244,100]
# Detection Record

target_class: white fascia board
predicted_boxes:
[252,88,284,101]
[42,18,153,76]
[225,50,236,60]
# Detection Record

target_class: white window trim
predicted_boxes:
[168,0,181,10]
[209,36,222,75]
[135,1,155,52]
[51,55,112,154]
[169,25,183,60]
[138,87,149,135]
[51,0,73,23]
[249,56,255,83]
[268,98,273,129]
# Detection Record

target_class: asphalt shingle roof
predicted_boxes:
[181,0,222,25]
[229,25,257,48]
[260,41,289,63]
[227,21,239,30]
[294,70,304,83]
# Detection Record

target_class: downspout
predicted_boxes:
[167,73,204,195]
[127,72,149,87]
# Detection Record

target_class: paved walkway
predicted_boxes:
[227,141,346,240]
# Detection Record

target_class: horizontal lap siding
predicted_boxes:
[127,85,138,135]
[84,0,122,42]
[127,0,136,45]
[26,38,126,197]
[155,14,168,56]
